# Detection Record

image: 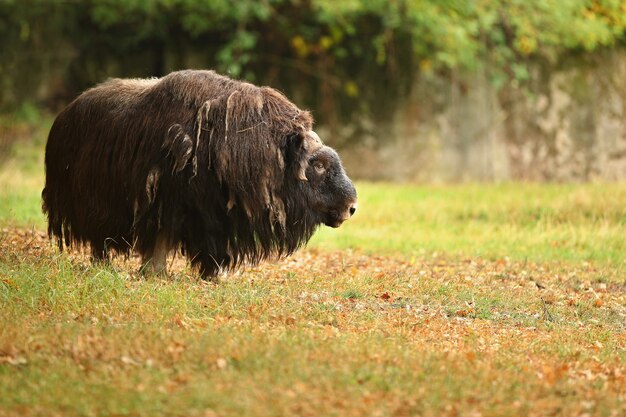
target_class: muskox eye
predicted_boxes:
[313,162,325,174]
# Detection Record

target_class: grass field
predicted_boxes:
[1,125,625,416]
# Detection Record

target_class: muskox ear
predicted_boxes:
[163,124,193,173]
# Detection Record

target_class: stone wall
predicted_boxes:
[340,52,626,182]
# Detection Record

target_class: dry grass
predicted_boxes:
[1,228,625,417]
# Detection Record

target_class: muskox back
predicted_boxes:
[43,70,357,280]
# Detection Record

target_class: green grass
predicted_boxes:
[0,120,625,416]
[0,116,48,228]
[313,182,626,268]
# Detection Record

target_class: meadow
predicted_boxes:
[0,124,625,417]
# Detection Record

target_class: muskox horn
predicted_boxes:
[297,130,324,181]
[306,130,323,146]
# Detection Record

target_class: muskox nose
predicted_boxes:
[349,204,357,216]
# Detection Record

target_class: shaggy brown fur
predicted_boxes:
[42,70,357,280]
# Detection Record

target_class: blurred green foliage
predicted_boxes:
[1,0,626,122]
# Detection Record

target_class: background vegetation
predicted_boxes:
[3,0,626,131]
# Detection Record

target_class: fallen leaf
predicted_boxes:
[456,308,475,317]
[120,355,139,366]
[0,356,27,366]
[216,357,228,369]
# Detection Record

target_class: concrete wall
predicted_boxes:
[340,52,626,182]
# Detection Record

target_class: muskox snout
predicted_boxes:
[344,201,357,221]
[325,200,357,228]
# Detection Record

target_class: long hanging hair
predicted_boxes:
[42,70,325,276]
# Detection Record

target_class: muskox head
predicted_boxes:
[289,130,357,228]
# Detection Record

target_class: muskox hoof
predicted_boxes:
[200,272,221,284]
[206,276,220,284]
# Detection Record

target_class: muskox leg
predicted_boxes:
[140,231,169,276]
[198,252,231,284]
[91,242,110,264]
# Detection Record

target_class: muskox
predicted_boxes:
[42,69,357,281]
